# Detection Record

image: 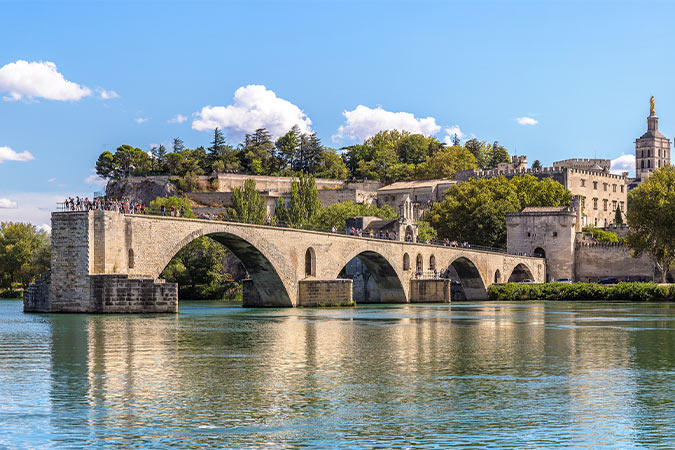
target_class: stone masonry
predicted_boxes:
[26,211,544,313]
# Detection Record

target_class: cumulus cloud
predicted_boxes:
[443,125,464,145]
[611,154,635,176]
[84,172,107,187]
[0,145,34,163]
[0,60,93,101]
[0,198,17,209]
[38,224,51,234]
[135,117,148,124]
[333,105,441,142]
[96,88,119,100]
[192,85,312,140]
[516,116,538,125]
[0,192,66,226]
[168,114,187,124]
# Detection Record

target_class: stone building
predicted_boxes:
[456,160,629,228]
[633,97,671,184]
[376,179,457,220]
[506,200,654,282]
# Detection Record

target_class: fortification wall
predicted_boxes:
[574,243,653,281]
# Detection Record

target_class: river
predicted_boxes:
[1,299,674,449]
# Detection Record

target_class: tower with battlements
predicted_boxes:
[635,97,670,181]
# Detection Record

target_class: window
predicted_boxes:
[403,253,410,270]
[612,200,617,210]
[603,183,608,191]
[552,231,558,237]
[593,181,598,190]
[612,184,617,192]
[593,198,598,210]
[527,232,531,237]
[603,199,608,211]
[642,160,645,169]
[580,179,586,187]
[648,160,651,168]
[128,249,134,269]
[620,185,624,193]
[305,248,316,277]
[594,218,598,226]
[620,201,624,210]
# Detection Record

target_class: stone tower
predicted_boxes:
[635,97,671,181]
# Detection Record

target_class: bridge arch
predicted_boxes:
[507,263,534,283]
[154,227,293,307]
[337,250,407,303]
[447,256,488,300]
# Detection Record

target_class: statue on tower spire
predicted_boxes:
[650,96,655,116]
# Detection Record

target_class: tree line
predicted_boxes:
[0,222,50,297]
[95,128,513,183]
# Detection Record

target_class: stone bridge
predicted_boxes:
[25,211,545,313]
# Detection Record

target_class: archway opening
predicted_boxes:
[429,255,436,271]
[508,263,534,283]
[416,254,423,273]
[305,247,316,277]
[159,232,290,306]
[338,250,406,304]
[405,225,414,242]
[494,269,501,284]
[533,247,546,259]
[403,253,410,271]
[445,256,488,300]
[128,248,135,269]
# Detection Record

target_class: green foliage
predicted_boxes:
[615,206,624,225]
[160,236,239,300]
[427,175,571,248]
[464,138,511,170]
[583,226,621,243]
[276,173,321,227]
[488,282,675,301]
[310,201,398,230]
[228,179,266,224]
[626,166,675,282]
[313,148,349,179]
[0,222,50,291]
[96,145,152,179]
[416,220,437,242]
[148,196,195,217]
[531,160,543,170]
[415,146,476,179]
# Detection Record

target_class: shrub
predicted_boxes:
[582,226,622,243]
[488,282,673,301]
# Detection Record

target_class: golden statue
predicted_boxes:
[650,96,655,116]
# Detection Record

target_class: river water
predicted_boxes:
[1,299,674,449]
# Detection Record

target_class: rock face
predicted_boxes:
[106,176,178,204]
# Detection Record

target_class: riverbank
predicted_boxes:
[488,281,675,301]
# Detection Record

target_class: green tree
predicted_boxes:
[275,126,299,172]
[615,205,624,225]
[417,220,437,243]
[464,138,490,169]
[531,159,543,170]
[415,146,477,179]
[209,127,227,158]
[173,137,184,153]
[0,222,50,290]
[148,196,195,217]
[228,178,266,224]
[276,173,321,227]
[625,166,675,282]
[488,141,510,168]
[95,151,115,179]
[427,175,571,248]
[241,128,277,175]
[313,148,349,179]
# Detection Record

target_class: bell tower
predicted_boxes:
[635,96,671,181]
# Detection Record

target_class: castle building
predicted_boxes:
[634,96,671,184]
[455,160,629,228]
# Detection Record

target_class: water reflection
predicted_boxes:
[0,301,673,448]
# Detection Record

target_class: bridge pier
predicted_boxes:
[409,279,451,303]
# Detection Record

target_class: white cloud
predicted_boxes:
[0,145,34,163]
[0,198,17,209]
[516,116,538,125]
[333,105,441,142]
[135,117,148,124]
[96,88,119,100]
[38,224,51,234]
[48,178,56,183]
[611,154,635,176]
[168,114,187,124]
[443,125,464,145]
[0,192,66,226]
[0,60,93,101]
[192,85,312,140]
[84,173,107,187]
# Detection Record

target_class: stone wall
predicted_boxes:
[23,271,51,312]
[575,243,654,281]
[409,279,451,303]
[89,275,177,313]
[298,279,354,307]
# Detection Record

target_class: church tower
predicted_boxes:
[635,96,671,181]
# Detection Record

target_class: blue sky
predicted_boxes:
[1,0,675,227]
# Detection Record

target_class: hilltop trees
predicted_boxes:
[0,222,50,292]
[228,179,266,224]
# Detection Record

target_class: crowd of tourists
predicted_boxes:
[62,197,186,217]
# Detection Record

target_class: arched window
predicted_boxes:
[128,248,135,269]
[416,254,423,273]
[648,160,651,168]
[305,247,315,277]
[403,253,410,270]
[429,255,436,270]
[494,270,501,284]
[641,160,645,169]
[533,247,546,259]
